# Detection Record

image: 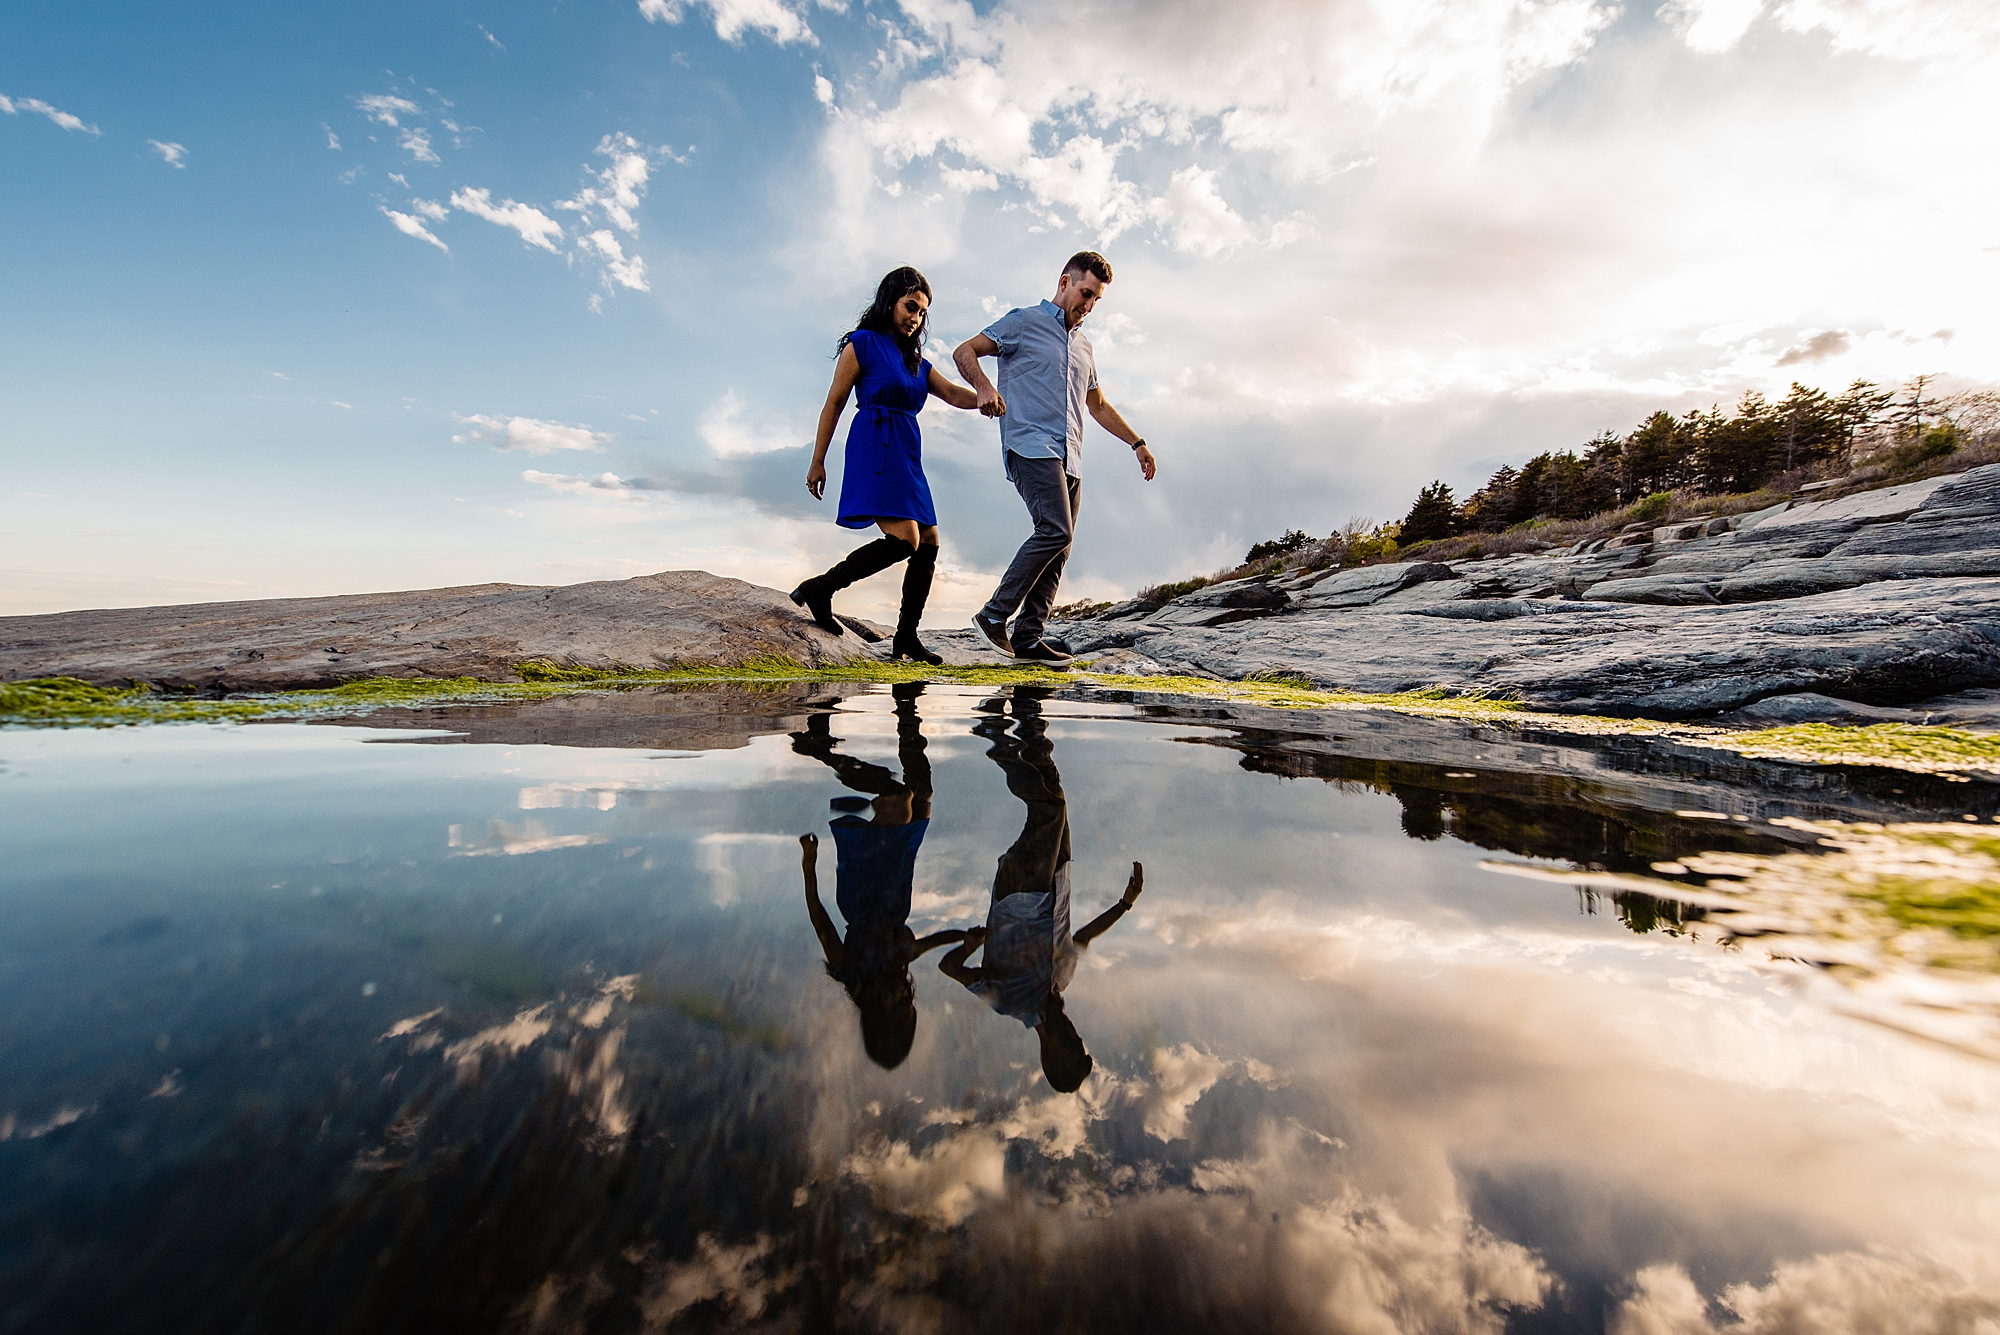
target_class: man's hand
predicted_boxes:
[1121,862,1144,907]
[1133,445,1156,481]
[977,385,1008,418]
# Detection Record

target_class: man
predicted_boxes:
[938,691,1144,1093]
[954,251,1157,665]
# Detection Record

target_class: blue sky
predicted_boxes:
[4,0,1996,620]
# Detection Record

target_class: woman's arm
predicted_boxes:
[926,364,980,411]
[938,926,987,985]
[807,344,862,500]
[912,928,968,958]
[800,834,845,974]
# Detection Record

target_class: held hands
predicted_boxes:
[806,460,827,500]
[977,385,1007,419]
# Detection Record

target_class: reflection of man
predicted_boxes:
[794,685,963,1069]
[954,251,1158,665]
[939,692,1143,1092]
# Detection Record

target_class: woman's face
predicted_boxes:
[893,289,929,338]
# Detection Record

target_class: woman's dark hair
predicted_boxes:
[840,266,931,372]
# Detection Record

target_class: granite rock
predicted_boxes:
[0,570,862,691]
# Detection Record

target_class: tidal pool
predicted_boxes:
[3,683,1998,1334]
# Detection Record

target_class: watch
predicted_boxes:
[1130,437,1147,451]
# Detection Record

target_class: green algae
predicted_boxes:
[0,676,269,726]
[1724,722,2000,774]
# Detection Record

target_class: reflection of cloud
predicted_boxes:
[448,818,606,856]
[637,1233,793,1332]
[694,832,795,907]
[843,1130,1008,1226]
[1612,1250,2000,1335]
[442,1004,552,1079]
[1142,1042,1227,1141]
[0,1105,95,1140]
[573,974,638,1029]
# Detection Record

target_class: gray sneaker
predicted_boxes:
[972,612,1013,656]
[1010,639,1074,666]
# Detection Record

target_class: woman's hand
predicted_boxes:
[1121,861,1144,907]
[800,833,819,867]
[806,460,827,500]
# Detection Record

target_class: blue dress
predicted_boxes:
[836,329,936,528]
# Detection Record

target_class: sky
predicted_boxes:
[3,0,1997,622]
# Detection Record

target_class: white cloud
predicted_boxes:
[698,389,801,457]
[638,0,817,46]
[560,132,656,235]
[398,126,439,163]
[582,229,650,291]
[449,188,563,251]
[321,123,341,150]
[813,73,835,105]
[454,414,611,454]
[1149,164,1253,256]
[1775,0,2000,66]
[411,197,447,221]
[146,139,187,168]
[478,23,507,52]
[1659,0,1769,52]
[0,94,102,136]
[354,93,422,126]
[380,206,449,253]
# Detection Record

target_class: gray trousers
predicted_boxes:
[981,455,1081,648]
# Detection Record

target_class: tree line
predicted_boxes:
[1398,377,1978,544]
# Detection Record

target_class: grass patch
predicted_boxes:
[1725,722,2000,773]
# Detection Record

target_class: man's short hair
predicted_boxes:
[1063,250,1112,284]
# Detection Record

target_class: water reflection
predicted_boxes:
[4,687,2000,1332]
[938,692,1143,1092]
[795,684,965,1068]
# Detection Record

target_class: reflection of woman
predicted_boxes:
[939,692,1143,1093]
[791,267,983,665]
[796,686,963,1069]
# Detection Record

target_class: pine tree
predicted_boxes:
[1400,481,1460,544]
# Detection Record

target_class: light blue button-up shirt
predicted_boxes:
[982,299,1097,480]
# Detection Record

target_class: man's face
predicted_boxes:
[893,289,929,337]
[1054,269,1106,328]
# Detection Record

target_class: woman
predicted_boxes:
[792,267,982,665]
[795,686,965,1069]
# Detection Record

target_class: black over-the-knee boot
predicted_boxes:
[790,537,916,635]
[892,543,943,664]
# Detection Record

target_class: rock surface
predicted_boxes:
[1053,462,2000,719]
[8,463,2000,722]
[0,571,861,691]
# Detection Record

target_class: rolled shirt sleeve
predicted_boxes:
[982,300,1096,479]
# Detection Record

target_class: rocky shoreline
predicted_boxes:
[5,463,2000,727]
[1029,462,2000,724]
